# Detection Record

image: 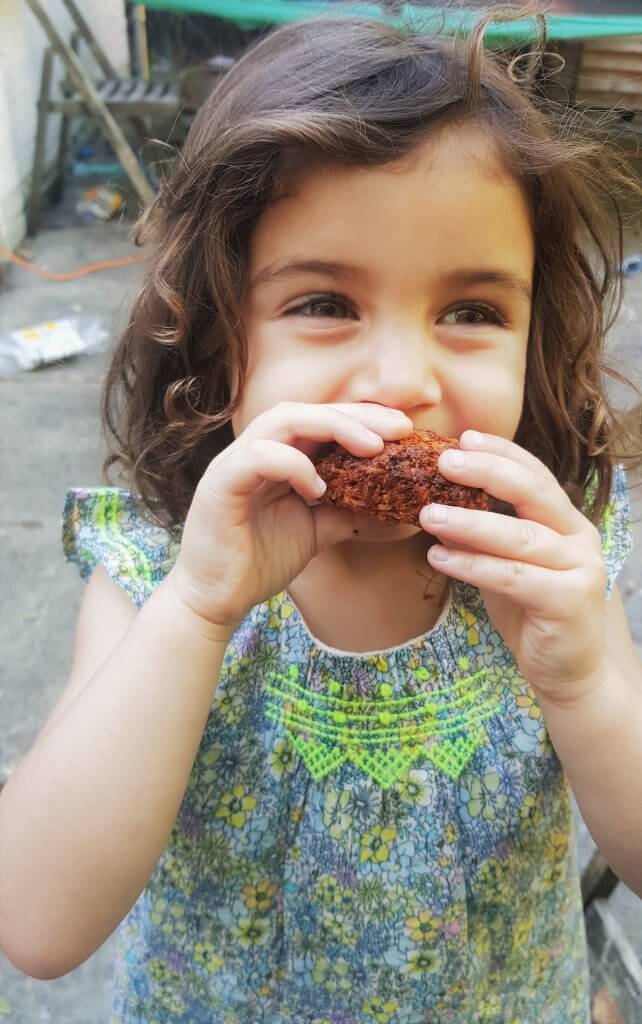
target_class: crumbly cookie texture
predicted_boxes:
[314,429,489,525]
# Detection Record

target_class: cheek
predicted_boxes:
[450,357,526,439]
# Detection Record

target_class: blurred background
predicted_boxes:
[1,1,641,1021]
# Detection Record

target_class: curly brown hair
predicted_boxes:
[103,7,641,527]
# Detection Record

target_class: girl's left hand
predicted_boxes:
[419,431,608,705]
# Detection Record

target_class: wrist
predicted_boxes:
[536,654,627,719]
[152,570,238,647]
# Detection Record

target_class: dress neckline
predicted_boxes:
[282,581,455,660]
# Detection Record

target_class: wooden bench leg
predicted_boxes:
[28,47,54,236]
[581,849,619,909]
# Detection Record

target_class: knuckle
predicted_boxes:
[246,437,275,461]
[519,519,538,554]
[502,558,526,589]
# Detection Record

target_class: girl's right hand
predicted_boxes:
[169,402,413,635]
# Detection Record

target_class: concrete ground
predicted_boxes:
[1,201,641,1021]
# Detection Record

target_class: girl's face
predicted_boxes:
[235,126,534,447]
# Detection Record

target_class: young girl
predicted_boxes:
[1,10,641,1024]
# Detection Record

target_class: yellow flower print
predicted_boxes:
[236,916,269,947]
[444,823,458,844]
[217,689,247,725]
[312,956,351,993]
[150,897,188,937]
[467,771,507,821]
[268,597,295,629]
[194,942,224,974]
[157,991,186,1015]
[360,824,397,864]
[405,909,443,943]
[541,860,567,891]
[478,993,502,1016]
[290,805,304,824]
[545,830,570,864]
[519,793,544,832]
[315,874,341,907]
[459,607,479,646]
[269,737,295,779]
[215,785,257,828]
[476,859,511,903]
[242,879,278,912]
[362,995,400,1022]
[512,913,535,949]
[149,958,173,984]
[515,687,542,720]
[530,948,552,984]
[323,788,353,840]
[403,946,440,976]
[396,767,434,808]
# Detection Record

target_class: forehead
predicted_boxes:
[250,127,535,278]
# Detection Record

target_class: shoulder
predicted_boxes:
[62,487,182,608]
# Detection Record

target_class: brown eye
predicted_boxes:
[441,304,503,326]
[286,293,356,319]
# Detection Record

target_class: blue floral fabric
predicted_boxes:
[62,467,633,1024]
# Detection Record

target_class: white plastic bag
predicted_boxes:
[0,317,108,375]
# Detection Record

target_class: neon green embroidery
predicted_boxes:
[265,666,501,787]
[95,491,153,587]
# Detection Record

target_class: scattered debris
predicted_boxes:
[621,254,642,277]
[0,318,107,374]
[75,184,124,223]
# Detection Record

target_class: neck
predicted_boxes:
[288,532,448,652]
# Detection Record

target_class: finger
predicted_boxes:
[244,401,413,457]
[419,504,583,570]
[436,449,582,534]
[427,545,591,617]
[201,438,325,504]
[459,430,553,480]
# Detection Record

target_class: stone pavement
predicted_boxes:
[0,219,641,1023]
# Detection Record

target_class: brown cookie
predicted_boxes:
[314,429,489,525]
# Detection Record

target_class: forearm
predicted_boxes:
[539,658,642,897]
[0,574,231,978]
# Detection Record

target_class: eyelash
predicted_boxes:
[283,293,507,326]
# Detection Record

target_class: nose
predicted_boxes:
[357,324,442,412]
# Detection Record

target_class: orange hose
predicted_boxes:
[0,247,146,282]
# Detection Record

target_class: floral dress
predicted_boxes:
[62,467,633,1024]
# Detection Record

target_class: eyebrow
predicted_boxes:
[249,259,532,303]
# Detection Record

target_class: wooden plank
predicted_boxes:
[584,37,642,56]
[27,47,54,234]
[582,55,642,76]
[61,0,117,79]
[576,92,642,109]
[577,76,642,98]
[23,0,154,207]
[581,850,619,908]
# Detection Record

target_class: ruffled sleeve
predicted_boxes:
[62,488,181,608]
[593,464,634,597]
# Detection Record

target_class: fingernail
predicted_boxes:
[447,450,466,468]
[429,503,449,524]
[315,475,327,495]
[465,430,484,447]
[429,545,449,562]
